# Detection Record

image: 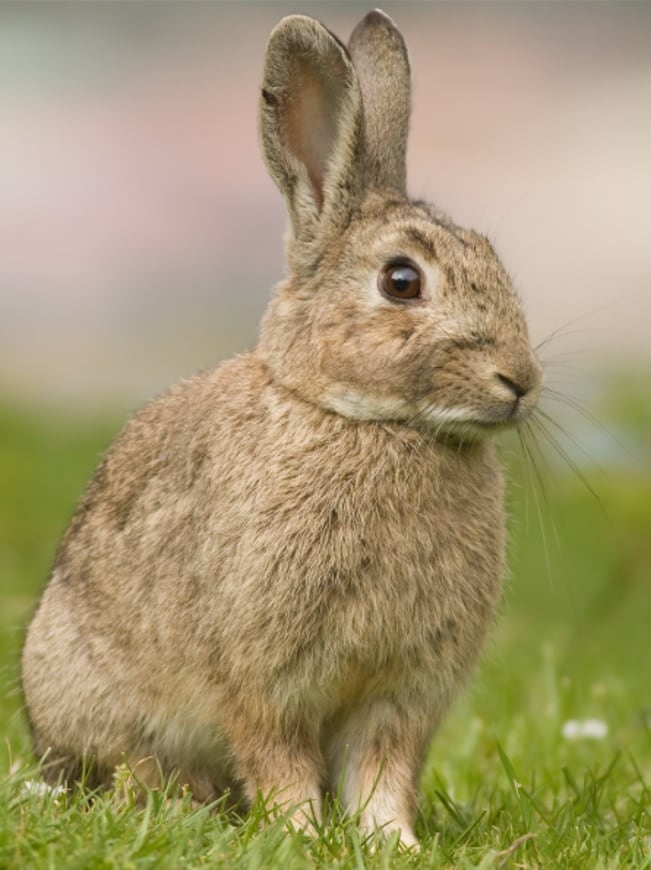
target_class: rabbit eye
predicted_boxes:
[379,261,422,301]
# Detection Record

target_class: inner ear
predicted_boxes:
[285,55,347,211]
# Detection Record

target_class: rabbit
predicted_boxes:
[22,9,542,848]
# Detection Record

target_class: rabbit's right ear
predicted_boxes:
[259,16,365,259]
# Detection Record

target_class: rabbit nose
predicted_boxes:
[495,372,528,399]
[493,354,543,403]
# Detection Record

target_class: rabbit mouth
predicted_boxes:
[409,363,542,438]
[410,395,537,441]
[321,383,537,439]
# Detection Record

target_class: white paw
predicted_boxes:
[22,779,67,798]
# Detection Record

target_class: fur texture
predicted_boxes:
[22,10,542,847]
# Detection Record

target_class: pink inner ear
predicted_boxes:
[286,58,342,211]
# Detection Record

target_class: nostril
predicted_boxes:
[495,372,527,399]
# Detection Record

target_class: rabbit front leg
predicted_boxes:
[325,698,433,848]
[226,712,325,829]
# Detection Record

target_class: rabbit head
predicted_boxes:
[258,11,542,441]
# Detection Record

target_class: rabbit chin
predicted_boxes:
[321,384,524,440]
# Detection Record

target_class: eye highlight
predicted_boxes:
[379,260,422,301]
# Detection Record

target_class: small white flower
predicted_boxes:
[562,718,608,740]
[22,779,67,798]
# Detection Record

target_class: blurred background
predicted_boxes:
[1,2,650,774]
[1,0,650,405]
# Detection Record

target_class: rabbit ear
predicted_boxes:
[260,15,365,253]
[348,10,411,194]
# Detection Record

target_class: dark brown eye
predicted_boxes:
[379,261,422,301]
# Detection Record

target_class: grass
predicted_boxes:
[1,378,650,868]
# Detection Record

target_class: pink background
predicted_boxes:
[1,2,650,406]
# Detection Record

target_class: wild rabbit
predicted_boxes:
[22,10,542,847]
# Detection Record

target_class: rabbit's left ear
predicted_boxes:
[260,15,365,252]
[348,10,411,194]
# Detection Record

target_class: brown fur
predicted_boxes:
[22,11,542,846]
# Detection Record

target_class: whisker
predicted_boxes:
[516,428,531,534]
[540,360,592,379]
[404,400,434,432]
[517,422,554,583]
[534,301,620,354]
[541,387,598,421]
[541,387,634,464]
[540,348,596,361]
[535,407,606,475]
[523,421,563,552]
[536,326,619,354]
[528,414,611,527]
[525,418,586,636]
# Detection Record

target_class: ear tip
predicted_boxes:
[367,9,397,27]
[272,12,319,28]
[268,13,336,41]
[350,8,407,56]
[266,13,322,50]
[266,13,351,64]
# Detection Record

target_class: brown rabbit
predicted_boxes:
[22,10,542,847]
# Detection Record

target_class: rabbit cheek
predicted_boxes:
[320,384,407,423]
[314,310,432,418]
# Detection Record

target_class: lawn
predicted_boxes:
[1,376,650,868]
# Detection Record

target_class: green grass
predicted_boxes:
[1,382,650,868]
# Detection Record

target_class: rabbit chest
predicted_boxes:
[200,364,507,713]
[65,360,505,719]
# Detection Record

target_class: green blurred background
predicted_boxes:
[1,1,650,783]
